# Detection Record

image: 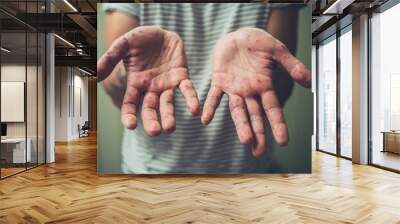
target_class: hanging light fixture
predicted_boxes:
[63,0,78,12]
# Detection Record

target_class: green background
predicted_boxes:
[97,4,312,173]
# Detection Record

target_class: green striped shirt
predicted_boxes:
[103,3,290,173]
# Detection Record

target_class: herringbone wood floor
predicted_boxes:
[1,134,400,224]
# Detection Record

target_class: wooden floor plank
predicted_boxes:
[0,134,400,223]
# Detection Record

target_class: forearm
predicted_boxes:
[266,8,299,105]
[267,8,298,54]
[102,62,126,107]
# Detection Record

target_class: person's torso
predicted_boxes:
[121,3,277,173]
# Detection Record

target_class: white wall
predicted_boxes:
[54,67,89,141]
[55,67,69,141]
[1,66,26,138]
[1,82,25,122]
[1,65,41,137]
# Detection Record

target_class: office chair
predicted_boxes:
[79,121,90,138]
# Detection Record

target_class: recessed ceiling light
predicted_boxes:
[1,47,11,53]
[54,34,75,48]
[78,67,93,76]
[63,0,78,12]
[322,0,354,15]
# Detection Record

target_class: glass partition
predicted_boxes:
[339,26,352,158]
[1,31,28,177]
[370,3,400,171]
[0,0,46,179]
[317,35,337,154]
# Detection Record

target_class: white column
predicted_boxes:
[45,1,56,163]
[46,33,55,163]
[352,14,369,164]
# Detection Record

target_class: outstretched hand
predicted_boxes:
[202,27,311,157]
[97,26,200,136]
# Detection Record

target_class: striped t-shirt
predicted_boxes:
[103,3,292,174]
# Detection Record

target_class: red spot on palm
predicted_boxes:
[97,26,200,135]
[203,27,311,158]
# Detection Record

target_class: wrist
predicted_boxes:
[104,70,125,92]
[102,63,126,103]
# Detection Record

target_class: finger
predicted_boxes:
[273,42,311,88]
[97,35,130,82]
[229,94,254,145]
[245,97,266,158]
[179,79,201,116]
[141,92,162,136]
[121,85,140,129]
[201,85,223,125]
[160,89,176,133]
[261,90,288,146]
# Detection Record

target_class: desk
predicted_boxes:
[1,138,31,163]
[381,131,400,154]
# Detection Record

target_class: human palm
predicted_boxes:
[97,26,200,136]
[202,28,311,157]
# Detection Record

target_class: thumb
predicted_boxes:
[97,35,130,82]
[272,42,311,88]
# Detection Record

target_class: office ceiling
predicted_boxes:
[1,32,45,64]
[0,0,96,74]
[1,0,395,74]
[0,0,96,14]
[312,0,391,43]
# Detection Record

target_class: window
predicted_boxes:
[316,24,353,159]
[339,26,352,158]
[317,35,337,154]
[370,2,400,171]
